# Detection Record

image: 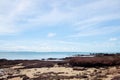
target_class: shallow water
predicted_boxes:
[0,52,90,60]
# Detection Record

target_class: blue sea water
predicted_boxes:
[0,52,90,60]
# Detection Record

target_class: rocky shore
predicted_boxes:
[0,54,120,80]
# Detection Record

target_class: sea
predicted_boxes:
[0,52,90,60]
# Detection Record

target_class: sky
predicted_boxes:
[0,0,120,52]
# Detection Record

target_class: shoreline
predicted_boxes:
[0,53,120,80]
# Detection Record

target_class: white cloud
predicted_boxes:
[109,38,118,41]
[9,0,31,18]
[70,26,120,37]
[0,0,120,52]
[47,33,56,38]
[69,0,120,37]
[0,0,120,35]
[74,14,120,29]
[0,39,119,52]
[0,0,75,35]
[0,0,32,34]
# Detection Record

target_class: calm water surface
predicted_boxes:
[0,52,90,60]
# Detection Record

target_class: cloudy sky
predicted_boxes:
[0,0,120,52]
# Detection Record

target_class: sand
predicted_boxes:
[1,62,120,80]
[8,77,22,80]
[17,66,120,80]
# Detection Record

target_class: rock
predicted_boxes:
[73,67,86,71]
[23,75,30,80]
